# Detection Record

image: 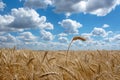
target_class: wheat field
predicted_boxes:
[0,48,120,80]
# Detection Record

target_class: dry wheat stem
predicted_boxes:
[57,65,78,80]
[27,58,34,66]
[66,36,86,65]
[41,51,48,63]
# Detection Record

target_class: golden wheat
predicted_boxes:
[0,48,120,80]
[57,65,78,80]
[40,72,59,78]
[66,36,86,65]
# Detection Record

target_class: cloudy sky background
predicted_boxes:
[0,0,120,50]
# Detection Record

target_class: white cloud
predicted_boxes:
[65,13,71,18]
[40,30,54,41]
[110,34,120,42]
[0,8,55,48]
[34,42,68,50]
[0,32,37,49]
[58,37,68,43]
[53,0,83,13]
[23,0,120,16]
[0,1,6,11]
[10,8,43,28]
[0,8,54,32]
[40,22,54,30]
[85,0,120,16]
[91,27,108,37]
[58,33,68,37]
[0,33,16,43]
[102,24,110,28]
[107,31,113,35]
[104,38,112,42]
[59,19,82,34]
[17,32,36,42]
[72,1,87,13]
[0,15,23,32]
[0,36,7,42]
[72,40,85,46]
[6,34,16,42]
[24,0,53,9]
[12,41,68,50]
[81,33,92,40]
[10,8,53,29]
[0,32,119,50]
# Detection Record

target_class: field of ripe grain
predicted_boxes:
[0,48,120,80]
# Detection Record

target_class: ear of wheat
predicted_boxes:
[72,36,86,41]
[66,36,86,65]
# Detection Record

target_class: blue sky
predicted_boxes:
[0,0,120,50]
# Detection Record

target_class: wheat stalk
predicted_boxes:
[27,58,34,66]
[41,51,48,63]
[66,36,86,64]
[40,72,59,78]
[57,65,78,80]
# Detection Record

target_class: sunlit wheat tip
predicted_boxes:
[72,36,86,41]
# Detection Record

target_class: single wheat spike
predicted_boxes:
[72,36,86,41]
[41,51,48,63]
[40,72,59,78]
[27,58,34,66]
[66,36,86,65]
[67,36,86,54]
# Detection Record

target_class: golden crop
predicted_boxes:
[0,48,120,80]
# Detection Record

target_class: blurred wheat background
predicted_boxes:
[0,48,120,80]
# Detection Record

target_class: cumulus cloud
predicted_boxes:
[40,22,54,30]
[0,15,24,32]
[9,8,53,29]
[81,33,92,40]
[0,34,17,48]
[65,13,71,18]
[17,32,36,42]
[0,7,55,48]
[40,30,54,41]
[85,0,118,16]
[6,34,16,42]
[0,1,6,11]
[58,37,68,43]
[91,27,108,37]
[110,34,120,42]
[0,36,7,42]
[0,8,54,32]
[58,33,68,37]
[0,32,37,49]
[59,19,82,34]
[0,33,16,43]
[23,0,120,16]
[104,38,112,42]
[24,0,53,9]
[53,0,83,13]
[102,24,110,28]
